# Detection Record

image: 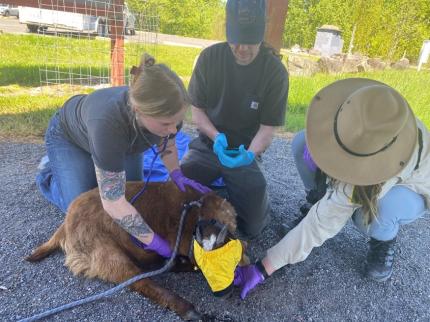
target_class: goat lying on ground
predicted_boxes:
[26,181,248,320]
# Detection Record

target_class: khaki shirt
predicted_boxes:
[266,118,430,270]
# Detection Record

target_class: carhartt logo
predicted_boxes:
[250,101,259,110]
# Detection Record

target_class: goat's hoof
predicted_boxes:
[183,309,202,321]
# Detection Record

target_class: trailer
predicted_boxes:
[18,4,135,36]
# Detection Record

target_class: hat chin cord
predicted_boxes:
[333,104,398,158]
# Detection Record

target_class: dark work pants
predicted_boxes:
[180,137,270,238]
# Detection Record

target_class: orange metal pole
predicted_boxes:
[265,0,289,52]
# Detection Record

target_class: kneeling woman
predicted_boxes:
[39,54,210,260]
[234,78,430,298]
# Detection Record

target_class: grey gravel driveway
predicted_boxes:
[1,130,429,322]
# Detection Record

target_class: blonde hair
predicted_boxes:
[352,184,383,226]
[328,177,383,226]
[129,53,190,117]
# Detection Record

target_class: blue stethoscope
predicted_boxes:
[129,136,169,204]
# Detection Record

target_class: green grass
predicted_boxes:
[1,34,429,139]
[0,34,201,139]
[287,70,430,132]
[0,34,200,86]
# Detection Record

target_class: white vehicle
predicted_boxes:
[0,4,19,17]
[18,4,135,36]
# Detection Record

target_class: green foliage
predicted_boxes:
[284,0,430,62]
[128,0,225,40]
[283,1,314,48]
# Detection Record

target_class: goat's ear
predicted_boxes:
[199,192,217,207]
[215,225,228,246]
[195,226,203,244]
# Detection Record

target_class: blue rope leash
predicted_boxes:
[19,200,202,322]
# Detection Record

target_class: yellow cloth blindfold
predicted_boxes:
[193,239,242,295]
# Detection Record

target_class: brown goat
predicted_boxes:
[26,181,247,320]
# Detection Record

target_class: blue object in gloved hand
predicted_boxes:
[213,133,228,157]
[224,148,240,156]
[218,145,255,168]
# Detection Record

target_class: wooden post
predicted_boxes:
[265,0,289,53]
[110,0,125,86]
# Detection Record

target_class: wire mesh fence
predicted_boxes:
[18,0,159,90]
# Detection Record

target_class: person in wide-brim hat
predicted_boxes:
[233,78,430,299]
[306,78,417,186]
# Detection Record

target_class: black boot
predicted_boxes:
[281,169,328,235]
[365,237,396,282]
[280,202,311,235]
[280,188,320,235]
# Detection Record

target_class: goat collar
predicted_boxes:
[193,239,242,297]
[182,199,203,211]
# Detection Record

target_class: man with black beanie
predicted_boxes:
[181,0,289,239]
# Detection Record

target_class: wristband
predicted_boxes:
[255,260,269,279]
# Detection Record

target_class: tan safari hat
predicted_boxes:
[306,78,417,186]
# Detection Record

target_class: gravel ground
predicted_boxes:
[1,131,429,322]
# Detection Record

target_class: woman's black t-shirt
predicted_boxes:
[59,86,162,172]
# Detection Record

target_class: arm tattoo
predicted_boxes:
[114,212,152,238]
[95,166,126,201]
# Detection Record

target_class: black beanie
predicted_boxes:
[226,0,266,45]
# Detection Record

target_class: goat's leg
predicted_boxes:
[26,224,65,262]
[88,245,202,321]
[129,274,201,321]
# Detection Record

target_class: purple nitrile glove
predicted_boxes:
[233,265,264,299]
[130,233,172,258]
[303,143,317,172]
[170,169,212,194]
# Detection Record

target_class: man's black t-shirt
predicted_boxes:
[188,42,289,148]
[59,86,163,172]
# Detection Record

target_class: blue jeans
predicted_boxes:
[292,130,427,241]
[44,111,143,213]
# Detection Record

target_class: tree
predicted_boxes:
[283,0,430,62]
[128,0,225,40]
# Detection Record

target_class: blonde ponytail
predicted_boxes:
[352,184,383,226]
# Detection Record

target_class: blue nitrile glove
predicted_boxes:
[130,233,172,258]
[213,133,228,158]
[234,264,264,299]
[218,145,255,168]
